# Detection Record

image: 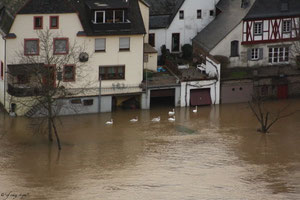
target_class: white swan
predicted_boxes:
[168,108,175,116]
[105,119,113,125]
[168,116,175,122]
[130,116,138,122]
[151,116,160,122]
[193,106,198,113]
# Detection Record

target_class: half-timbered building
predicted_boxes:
[193,0,300,103]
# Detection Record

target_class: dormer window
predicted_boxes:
[93,10,127,24]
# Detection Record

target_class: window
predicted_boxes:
[210,10,214,16]
[63,65,75,82]
[0,61,3,80]
[254,22,263,35]
[95,38,106,52]
[282,20,291,33]
[34,16,43,29]
[50,16,59,29]
[179,10,184,20]
[115,10,125,23]
[172,33,180,52]
[119,37,130,51]
[70,99,82,104]
[197,10,202,19]
[83,99,93,106]
[94,10,126,23]
[144,54,149,63]
[230,40,239,57]
[95,11,105,23]
[24,39,39,55]
[53,38,68,55]
[149,33,155,47]
[251,48,259,60]
[268,46,289,63]
[99,65,125,80]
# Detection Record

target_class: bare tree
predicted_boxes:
[248,96,296,133]
[9,29,91,150]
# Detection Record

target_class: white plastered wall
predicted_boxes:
[7,13,144,93]
[6,13,144,115]
[210,21,298,67]
[150,0,218,55]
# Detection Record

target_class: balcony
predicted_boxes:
[91,21,131,31]
[7,84,42,97]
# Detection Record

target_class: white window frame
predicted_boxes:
[254,22,263,35]
[251,48,259,60]
[268,46,289,63]
[282,19,292,33]
[95,38,106,52]
[94,11,105,23]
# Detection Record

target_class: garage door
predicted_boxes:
[151,89,175,97]
[190,89,212,106]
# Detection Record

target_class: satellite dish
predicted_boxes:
[79,52,89,62]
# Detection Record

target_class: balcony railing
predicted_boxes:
[7,84,42,97]
[91,20,131,31]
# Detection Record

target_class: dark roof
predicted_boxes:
[147,0,185,29]
[193,0,254,52]
[244,0,300,20]
[149,15,170,29]
[0,0,145,36]
[0,3,13,34]
[85,0,129,10]
[144,43,157,53]
[18,0,76,14]
[0,0,28,35]
[71,0,146,36]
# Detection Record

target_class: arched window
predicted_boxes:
[231,40,239,57]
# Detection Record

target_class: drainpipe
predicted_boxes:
[3,35,6,111]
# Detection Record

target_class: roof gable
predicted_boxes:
[148,0,185,29]
[193,0,254,52]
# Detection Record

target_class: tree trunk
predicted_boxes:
[51,118,61,151]
[47,101,53,142]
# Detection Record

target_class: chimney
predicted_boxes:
[241,0,250,8]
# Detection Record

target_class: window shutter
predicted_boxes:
[119,37,130,50]
[259,48,263,59]
[247,49,252,60]
[95,38,105,51]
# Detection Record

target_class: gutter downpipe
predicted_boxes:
[3,35,6,111]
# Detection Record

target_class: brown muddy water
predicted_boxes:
[0,100,300,200]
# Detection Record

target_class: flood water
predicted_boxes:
[0,99,300,200]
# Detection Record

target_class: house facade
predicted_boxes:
[147,0,220,55]
[1,0,149,116]
[193,0,300,103]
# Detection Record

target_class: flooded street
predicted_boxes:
[0,99,300,200]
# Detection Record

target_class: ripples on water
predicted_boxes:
[0,100,299,199]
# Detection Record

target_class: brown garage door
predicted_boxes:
[151,89,175,97]
[190,89,212,106]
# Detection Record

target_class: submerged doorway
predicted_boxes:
[150,89,175,108]
[190,88,212,106]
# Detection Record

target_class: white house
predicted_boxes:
[147,0,220,55]
[0,0,150,116]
